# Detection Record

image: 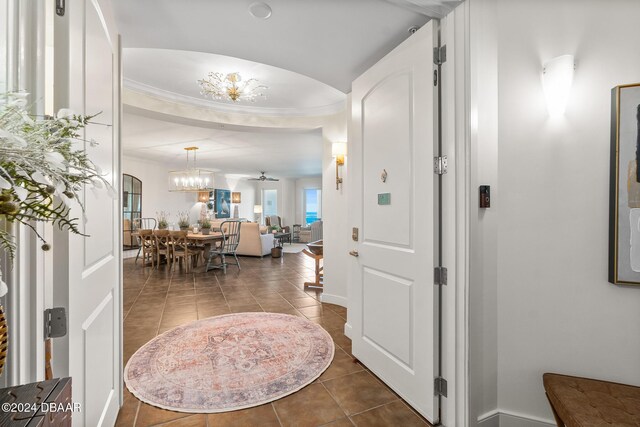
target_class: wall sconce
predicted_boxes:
[232,192,242,203]
[332,142,347,190]
[542,54,575,118]
[197,191,209,203]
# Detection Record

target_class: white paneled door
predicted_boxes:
[54,0,121,425]
[349,22,437,422]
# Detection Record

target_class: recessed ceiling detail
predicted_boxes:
[123,109,324,178]
[198,72,268,103]
[112,0,433,92]
[123,49,346,117]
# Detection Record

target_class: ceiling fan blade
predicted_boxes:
[247,178,260,181]
[266,177,279,181]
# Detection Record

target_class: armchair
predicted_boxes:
[265,215,290,233]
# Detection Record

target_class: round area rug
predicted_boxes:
[124,312,334,413]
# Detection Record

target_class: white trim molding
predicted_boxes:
[479,410,555,427]
[343,322,352,339]
[383,0,465,18]
[124,79,347,118]
[319,293,348,308]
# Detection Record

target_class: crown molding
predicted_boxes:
[123,78,347,118]
[384,0,463,18]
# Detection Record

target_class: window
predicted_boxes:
[262,189,278,220]
[304,188,322,226]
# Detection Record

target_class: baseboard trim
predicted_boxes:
[320,293,347,308]
[344,322,352,339]
[478,409,555,427]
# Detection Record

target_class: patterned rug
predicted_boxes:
[124,312,334,413]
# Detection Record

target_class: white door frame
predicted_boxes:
[342,8,471,426]
[0,0,54,388]
[440,5,471,426]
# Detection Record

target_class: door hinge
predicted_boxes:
[434,267,448,286]
[435,376,448,397]
[434,156,448,175]
[433,45,447,65]
[44,307,67,339]
[56,0,65,16]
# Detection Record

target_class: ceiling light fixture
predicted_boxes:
[168,147,215,192]
[198,72,268,103]
[249,2,272,19]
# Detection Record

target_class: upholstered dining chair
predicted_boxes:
[170,230,202,273]
[206,220,242,274]
[133,218,157,264]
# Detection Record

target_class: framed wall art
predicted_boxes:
[214,188,231,219]
[609,83,640,285]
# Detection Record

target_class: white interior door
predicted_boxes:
[349,21,437,422]
[53,1,121,425]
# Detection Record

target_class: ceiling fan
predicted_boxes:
[248,171,279,182]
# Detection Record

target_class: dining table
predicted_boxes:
[131,230,232,272]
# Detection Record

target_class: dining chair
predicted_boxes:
[206,220,242,274]
[138,229,155,268]
[170,231,203,273]
[133,218,157,264]
[153,229,172,269]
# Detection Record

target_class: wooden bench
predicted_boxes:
[543,373,640,426]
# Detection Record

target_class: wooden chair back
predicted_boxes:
[139,229,153,246]
[169,230,189,251]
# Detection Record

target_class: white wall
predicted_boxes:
[122,156,193,226]
[255,179,295,226]
[467,0,499,424]
[295,176,322,225]
[122,156,257,226]
[494,0,640,423]
[321,105,349,307]
[210,174,258,220]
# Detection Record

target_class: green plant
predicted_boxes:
[0,93,113,295]
[269,225,282,232]
[200,218,211,229]
[156,210,169,229]
[177,211,190,228]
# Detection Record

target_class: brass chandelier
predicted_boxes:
[198,72,268,103]
[168,147,215,192]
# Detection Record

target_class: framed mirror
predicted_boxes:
[609,83,640,285]
[123,174,142,249]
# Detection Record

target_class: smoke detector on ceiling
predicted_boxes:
[249,2,272,20]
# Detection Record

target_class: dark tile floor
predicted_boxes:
[116,253,431,427]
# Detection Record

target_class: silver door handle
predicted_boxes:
[349,250,359,257]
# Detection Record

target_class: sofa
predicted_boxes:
[235,222,274,257]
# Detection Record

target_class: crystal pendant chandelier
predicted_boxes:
[168,147,215,192]
[198,72,268,103]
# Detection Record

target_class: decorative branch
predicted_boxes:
[0,93,113,294]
